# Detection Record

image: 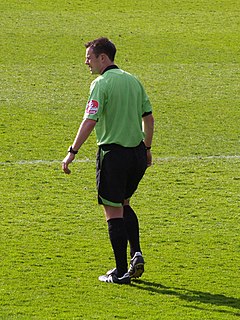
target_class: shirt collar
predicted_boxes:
[101,65,119,75]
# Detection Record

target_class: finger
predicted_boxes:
[62,162,71,174]
[65,167,71,174]
[64,166,71,174]
[146,154,152,167]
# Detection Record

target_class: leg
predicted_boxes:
[104,205,123,221]
[123,200,145,279]
[123,199,142,258]
[104,205,128,277]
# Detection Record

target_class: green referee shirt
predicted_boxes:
[84,66,152,147]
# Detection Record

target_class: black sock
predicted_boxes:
[107,218,128,277]
[123,205,141,258]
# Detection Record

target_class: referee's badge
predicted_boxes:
[86,100,99,115]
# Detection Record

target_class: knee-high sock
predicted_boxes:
[107,218,128,277]
[123,205,141,258]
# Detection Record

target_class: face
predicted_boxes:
[85,47,102,74]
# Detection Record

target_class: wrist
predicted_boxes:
[68,146,78,154]
[145,146,151,150]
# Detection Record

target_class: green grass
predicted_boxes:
[0,0,240,319]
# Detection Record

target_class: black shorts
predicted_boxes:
[96,141,147,207]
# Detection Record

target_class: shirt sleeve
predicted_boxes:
[141,84,152,115]
[83,79,104,121]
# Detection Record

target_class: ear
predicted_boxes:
[100,53,108,63]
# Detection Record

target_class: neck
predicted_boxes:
[100,63,116,74]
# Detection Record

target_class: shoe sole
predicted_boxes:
[130,263,144,278]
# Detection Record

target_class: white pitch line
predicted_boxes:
[0,155,239,166]
[0,158,94,166]
[154,155,240,162]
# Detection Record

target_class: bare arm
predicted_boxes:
[71,118,97,151]
[142,113,154,167]
[62,119,96,174]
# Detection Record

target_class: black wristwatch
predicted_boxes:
[68,146,78,154]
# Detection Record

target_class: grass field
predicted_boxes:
[0,0,240,319]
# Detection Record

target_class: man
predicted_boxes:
[62,37,154,284]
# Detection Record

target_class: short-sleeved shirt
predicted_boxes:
[84,67,152,147]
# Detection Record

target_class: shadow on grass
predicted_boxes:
[131,279,240,317]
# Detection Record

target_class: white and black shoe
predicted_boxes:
[128,252,145,278]
[99,268,130,284]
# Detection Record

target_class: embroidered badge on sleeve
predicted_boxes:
[86,100,99,115]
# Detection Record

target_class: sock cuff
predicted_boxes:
[123,205,136,217]
[107,217,124,225]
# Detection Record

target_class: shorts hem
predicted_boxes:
[98,196,122,207]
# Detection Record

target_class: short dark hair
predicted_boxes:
[85,37,116,62]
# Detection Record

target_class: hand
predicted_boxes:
[62,152,75,174]
[146,150,152,167]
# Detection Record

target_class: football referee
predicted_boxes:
[62,37,154,284]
